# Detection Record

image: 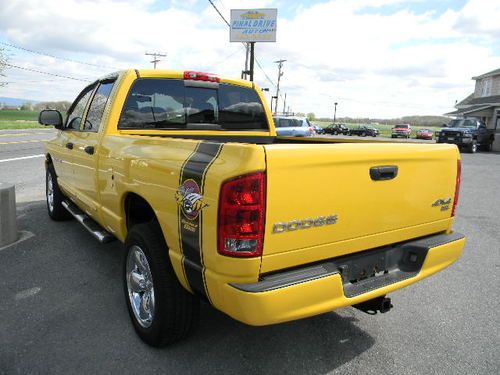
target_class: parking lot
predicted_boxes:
[0,130,499,374]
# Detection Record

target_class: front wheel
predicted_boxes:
[46,165,72,221]
[124,222,199,347]
[466,140,477,153]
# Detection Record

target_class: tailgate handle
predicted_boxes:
[370,166,398,181]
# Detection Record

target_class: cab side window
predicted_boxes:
[84,81,115,132]
[66,84,96,130]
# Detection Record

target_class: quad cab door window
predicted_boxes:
[66,84,97,130]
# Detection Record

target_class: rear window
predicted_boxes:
[394,125,409,129]
[118,78,268,131]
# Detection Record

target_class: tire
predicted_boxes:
[466,140,477,154]
[361,132,366,137]
[482,141,493,152]
[46,164,72,221]
[391,135,396,138]
[124,222,199,347]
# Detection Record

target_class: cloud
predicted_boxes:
[0,0,499,118]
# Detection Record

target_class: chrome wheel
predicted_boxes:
[47,173,54,213]
[126,245,156,328]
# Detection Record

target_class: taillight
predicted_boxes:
[184,71,220,82]
[218,172,266,257]
[452,159,461,217]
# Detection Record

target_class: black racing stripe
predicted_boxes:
[177,142,202,288]
[199,144,224,303]
[178,142,223,299]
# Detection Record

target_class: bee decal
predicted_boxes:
[176,179,208,220]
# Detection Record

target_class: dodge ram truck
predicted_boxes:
[39,69,466,347]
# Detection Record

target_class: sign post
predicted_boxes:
[230,9,277,81]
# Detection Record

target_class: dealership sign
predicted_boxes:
[230,9,277,42]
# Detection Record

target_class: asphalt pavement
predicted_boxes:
[0,134,499,374]
[0,128,56,202]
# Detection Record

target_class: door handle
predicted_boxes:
[84,146,95,155]
[370,166,398,181]
[66,142,74,150]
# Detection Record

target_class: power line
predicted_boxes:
[0,41,120,71]
[4,63,92,82]
[208,0,230,26]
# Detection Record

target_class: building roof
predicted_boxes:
[445,105,494,116]
[456,93,474,107]
[472,68,500,80]
[468,95,500,105]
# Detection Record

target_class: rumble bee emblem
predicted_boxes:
[176,179,208,220]
[432,198,452,211]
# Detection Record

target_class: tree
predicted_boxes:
[307,112,316,121]
[0,48,8,87]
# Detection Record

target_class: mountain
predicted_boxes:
[0,97,40,106]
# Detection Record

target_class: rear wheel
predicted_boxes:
[124,222,199,347]
[482,140,493,152]
[46,165,72,221]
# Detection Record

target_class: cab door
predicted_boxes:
[53,83,97,196]
[71,80,116,218]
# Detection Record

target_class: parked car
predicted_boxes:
[311,124,325,134]
[437,118,495,153]
[273,116,315,137]
[348,125,379,137]
[391,124,412,138]
[416,128,434,140]
[324,123,349,135]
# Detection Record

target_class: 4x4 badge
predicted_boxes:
[432,198,451,211]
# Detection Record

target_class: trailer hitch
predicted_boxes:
[353,296,393,315]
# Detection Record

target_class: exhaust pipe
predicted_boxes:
[353,296,393,315]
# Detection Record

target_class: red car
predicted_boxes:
[416,128,434,140]
[391,124,412,138]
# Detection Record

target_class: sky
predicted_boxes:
[0,0,499,119]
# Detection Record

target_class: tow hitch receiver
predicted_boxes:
[353,296,393,315]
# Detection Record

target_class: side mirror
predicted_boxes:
[39,110,63,129]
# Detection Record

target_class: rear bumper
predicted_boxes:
[208,232,465,326]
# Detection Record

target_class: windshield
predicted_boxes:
[448,119,477,128]
[119,78,268,130]
[394,125,409,129]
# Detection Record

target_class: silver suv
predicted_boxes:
[273,116,315,137]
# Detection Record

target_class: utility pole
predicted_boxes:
[334,102,338,123]
[145,52,167,69]
[283,93,287,115]
[274,59,286,114]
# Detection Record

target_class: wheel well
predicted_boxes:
[125,193,157,230]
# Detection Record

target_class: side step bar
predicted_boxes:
[62,201,115,244]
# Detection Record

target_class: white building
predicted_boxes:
[445,68,500,151]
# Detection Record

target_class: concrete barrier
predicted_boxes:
[0,183,18,247]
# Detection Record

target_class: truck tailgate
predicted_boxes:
[262,143,459,266]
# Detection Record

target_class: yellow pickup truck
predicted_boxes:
[39,69,466,347]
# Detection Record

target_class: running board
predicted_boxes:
[62,201,116,244]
